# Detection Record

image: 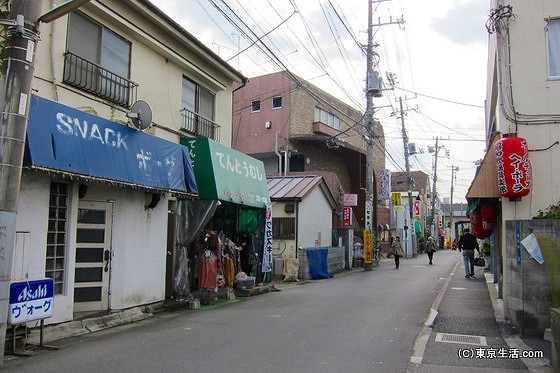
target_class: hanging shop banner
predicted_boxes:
[342,207,352,226]
[414,200,421,219]
[262,204,273,273]
[379,169,391,200]
[25,96,198,195]
[343,194,358,206]
[181,137,270,208]
[391,192,401,206]
[9,279,54,324]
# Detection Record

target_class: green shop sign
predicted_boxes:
[181,137,270,208]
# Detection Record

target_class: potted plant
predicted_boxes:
[482,238,491,257]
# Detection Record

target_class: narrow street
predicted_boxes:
[2,251,473,373]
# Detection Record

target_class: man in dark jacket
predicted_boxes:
[458,228,479,278]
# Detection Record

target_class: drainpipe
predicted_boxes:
[275,132,282,175]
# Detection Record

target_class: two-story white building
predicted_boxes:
[13,0,246,324]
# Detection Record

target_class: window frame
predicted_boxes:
[314,107,342,130]
[45,182,69,295]
[547,18,560,79]
[272,96,282,109]
[251,100,261,113]
[67,12,131,78]
[181,76,215,121]
[65,12,133,106]
[272,217,296,240]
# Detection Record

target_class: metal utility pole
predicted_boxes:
[398,97,415,257]
[0,0,91,362]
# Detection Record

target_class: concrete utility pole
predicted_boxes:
[398,97,415,257]
[429,137,442,247]
[0,0,91,362]
[364,0,376,271]
[0,0,43,361]
[449,165,459,236]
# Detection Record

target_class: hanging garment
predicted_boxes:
[198,250,218,290]
[224,256,235,288]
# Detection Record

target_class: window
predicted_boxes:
[182,77,215,120]
[181,77,219,140]
[251,100,261,112]
[65,12,134,106]
[547,18,560,78]
[314,107,341,130]
[45,182,68,295]
[272,217,296,239]
[272,96,282,109]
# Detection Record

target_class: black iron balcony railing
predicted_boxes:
[180,108,220,142]
[63,51,138,107]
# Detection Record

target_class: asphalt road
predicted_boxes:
[3,251,481,373]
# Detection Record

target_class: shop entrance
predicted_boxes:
[73,201,113,313]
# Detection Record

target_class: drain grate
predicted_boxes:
[435,333,487,346]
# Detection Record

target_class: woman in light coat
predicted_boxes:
[390,236,405,269]
[425,236,437,265]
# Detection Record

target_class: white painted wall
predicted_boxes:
[14,172,169,324]
[495,0,560,221]
[271,202,297,258]
[298,187,333,248]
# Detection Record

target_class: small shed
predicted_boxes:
[267,175,337,261]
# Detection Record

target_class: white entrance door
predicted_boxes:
[73,201,113,313]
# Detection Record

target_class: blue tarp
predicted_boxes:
[306,248,333,280]
[25,96,198,195]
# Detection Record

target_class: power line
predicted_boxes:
[394,86,485,108]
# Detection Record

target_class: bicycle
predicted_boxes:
[271,240,286,256]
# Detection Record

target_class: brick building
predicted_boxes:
[232,71,387,231]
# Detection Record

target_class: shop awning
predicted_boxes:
[181,137,269,208]
[465,134,501,200]
[25,96,198,195]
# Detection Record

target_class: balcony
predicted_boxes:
[180,108,220,142]
[63,52,138,107]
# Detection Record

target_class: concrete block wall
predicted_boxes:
[298,246,344,280]
[504,220,560,337]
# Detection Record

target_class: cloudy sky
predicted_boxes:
[150,0,490,205]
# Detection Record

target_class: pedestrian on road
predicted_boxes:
[390,236,404,269]
[458,228,480,278]
[425,236,437,265]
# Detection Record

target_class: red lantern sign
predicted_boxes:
[470,206,492,239]
[480,204,498,232]
[495,136,531,199]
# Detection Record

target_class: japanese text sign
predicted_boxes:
[9,279,54,324]
[342,207,352,226]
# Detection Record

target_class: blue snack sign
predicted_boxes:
[9,279,54,324]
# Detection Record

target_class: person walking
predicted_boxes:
[425,236,437,265]
[458,228,480,278]
[390,236,404,269]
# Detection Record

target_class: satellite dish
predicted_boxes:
[128,100,153,131]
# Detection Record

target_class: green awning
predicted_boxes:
[181,137,270,208]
